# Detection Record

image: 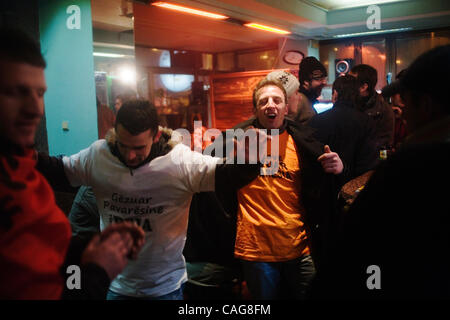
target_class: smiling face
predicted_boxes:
[302,76,327,99]
[254,85,288,129]
[0,61,47,149]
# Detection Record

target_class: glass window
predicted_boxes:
[395,30,450,75]
[361,40,386,92]
[319,42,355,84]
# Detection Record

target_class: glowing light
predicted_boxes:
[160,74,194,92]
[93,52,125,58]
[152,2,229,20]
[118,66,136,84]
[244,23,291,35]
[333,27,412,38]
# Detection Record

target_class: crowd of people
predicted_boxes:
[1,26,449,300]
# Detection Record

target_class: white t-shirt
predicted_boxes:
[63,141,221,297]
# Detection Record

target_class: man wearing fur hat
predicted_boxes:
[295,57,328,124]
[265,70,301,119]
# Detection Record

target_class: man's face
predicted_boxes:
[254,85,287,129]
[115,98,123,112]
[116,124,154,167]
[303,76,327,98]
[0,61,46,149]
[392,93,405,108]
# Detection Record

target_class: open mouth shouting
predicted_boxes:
[254,84,287,129]
[265,110,277,120]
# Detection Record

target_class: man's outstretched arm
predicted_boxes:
[36,152,77,193]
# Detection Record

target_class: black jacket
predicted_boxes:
[217,118,339,270]
[308,100,378,187]
[358,92,395,151]
[315,116,450,299]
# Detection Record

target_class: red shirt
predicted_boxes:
[0,149,71,299]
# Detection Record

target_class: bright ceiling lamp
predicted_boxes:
[93,52,125,58]
[151,2,229,20]
[333,27,412,38]
[244,23,291,35]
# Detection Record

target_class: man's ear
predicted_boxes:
[301,80,310,90]
[332,89,338,103]
[153,129,161,142]
[360,83,368,94]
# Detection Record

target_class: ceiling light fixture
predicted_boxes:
[151,2,229,20]
[93,52,125,58]
[333,27,412,38]
[244,23,291,35]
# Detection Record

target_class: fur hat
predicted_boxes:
[265,70,300,98]
[298,56,327,84]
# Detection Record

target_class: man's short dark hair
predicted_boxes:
[332,75,359,106]
[0,28,46,68]
[115,100,159,136]
[400,44,450,113]
[252,78,287,110]
[350,64,377,93]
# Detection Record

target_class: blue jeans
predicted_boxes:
[106,285,184,300]
[241,255,316,300]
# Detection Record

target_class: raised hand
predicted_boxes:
[317,145,344,175]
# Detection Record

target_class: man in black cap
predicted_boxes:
[295,56,328,124]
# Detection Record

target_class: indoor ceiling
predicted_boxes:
[305,0,408,11]
[91,0,450,53]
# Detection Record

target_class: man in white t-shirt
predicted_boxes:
[38,99,261,300]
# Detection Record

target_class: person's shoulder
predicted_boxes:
[286,119,324,154]
[287,118,315,133]
[90,139,109,152]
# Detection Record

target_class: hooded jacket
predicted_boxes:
[359,92,395,151]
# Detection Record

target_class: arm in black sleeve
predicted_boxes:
[60,233,111,300]
[215,162,261,193]
[210,129,262,192]
[36,152,78,193]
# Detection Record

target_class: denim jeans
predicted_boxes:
[106,285,184,300]
[241,255,316,300]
